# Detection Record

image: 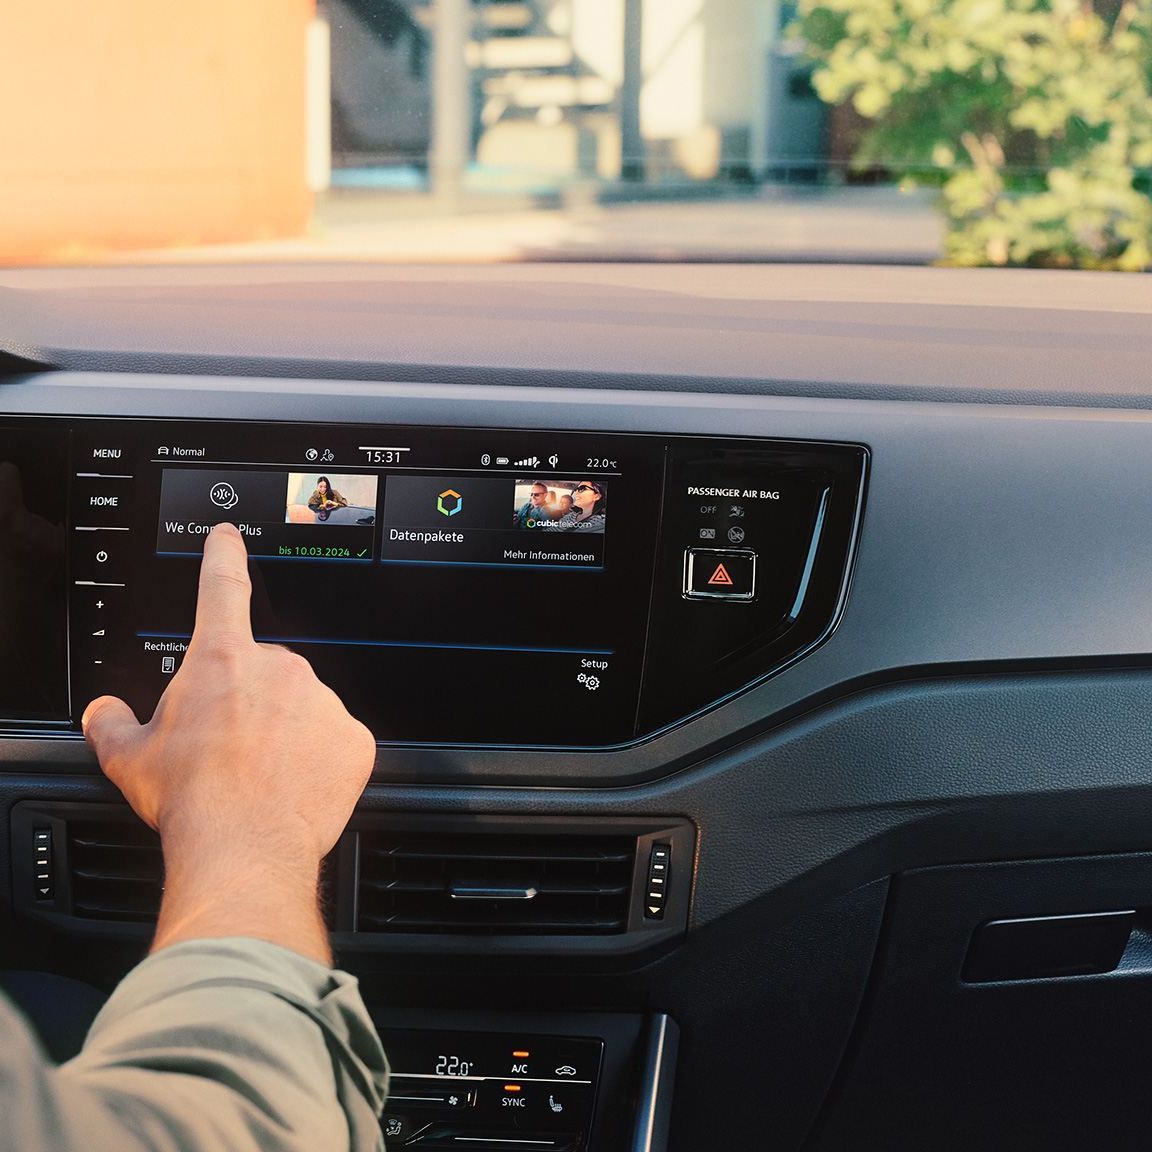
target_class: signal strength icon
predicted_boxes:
[513,455,540,468]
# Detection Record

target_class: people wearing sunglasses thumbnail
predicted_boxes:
[540,480,606,532]
[514,481,551,528]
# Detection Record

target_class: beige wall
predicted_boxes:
[0,1,314,263]
[568,0,774,178]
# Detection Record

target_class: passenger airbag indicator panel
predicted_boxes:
[640,439,866,735]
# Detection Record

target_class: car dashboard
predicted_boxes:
[3,263,1152,1152]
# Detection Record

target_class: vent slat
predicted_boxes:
[360,877,628,897]
[356,830,635,936]
[72,901,159,921]
[71,867,162,884]
[360,914,626,932]
[365,846,632,864]
[71,838,160,853]
[361,878,445,894]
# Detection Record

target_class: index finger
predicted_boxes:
[189,523,254,650]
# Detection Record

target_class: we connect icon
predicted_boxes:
[437,489,463,517]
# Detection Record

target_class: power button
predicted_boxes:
[683,549,757,601]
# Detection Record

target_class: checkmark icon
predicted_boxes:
[356,548,369,558]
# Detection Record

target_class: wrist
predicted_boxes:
[153,821,331,965]
[159,808,323,881]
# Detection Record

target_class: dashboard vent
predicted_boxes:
[66,819,163,922]
[14,804,692,948]
[356,830,636,935]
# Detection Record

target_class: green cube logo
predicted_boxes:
[437,488,463,517]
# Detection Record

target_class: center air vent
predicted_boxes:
[356,830,636,935]
[67,818,164,922]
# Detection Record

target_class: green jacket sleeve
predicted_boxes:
[0,938,388,1152]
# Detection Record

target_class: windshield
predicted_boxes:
[3,0,1150,269]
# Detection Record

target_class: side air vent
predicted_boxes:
[356,829,637,935]
[67,818,164,922]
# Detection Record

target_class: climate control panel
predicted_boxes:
[377,1031,602,1150]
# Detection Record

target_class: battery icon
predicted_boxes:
[496,457,510,466]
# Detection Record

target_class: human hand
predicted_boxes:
[82,523,376,960]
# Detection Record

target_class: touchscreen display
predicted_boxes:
[69,422,662,748]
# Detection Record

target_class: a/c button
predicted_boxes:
[683,549,757,601]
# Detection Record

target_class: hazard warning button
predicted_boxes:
[683,548,757,601]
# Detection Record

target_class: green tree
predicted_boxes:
[798,0,1152,268]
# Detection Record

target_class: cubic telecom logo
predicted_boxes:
[437,488,463,517]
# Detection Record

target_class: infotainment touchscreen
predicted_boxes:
[68,422,662,748]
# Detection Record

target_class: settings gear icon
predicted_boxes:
[577,673,601,691]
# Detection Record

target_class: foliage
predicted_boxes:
[797,0,1152,268]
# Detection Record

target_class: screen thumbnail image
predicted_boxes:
[512,478,607,533]
[285,473,379,525]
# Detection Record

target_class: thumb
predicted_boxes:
[82,696,142,779]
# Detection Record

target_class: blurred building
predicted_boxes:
[325,0,831,187]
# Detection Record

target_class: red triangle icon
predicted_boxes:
[707,562,734,586]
